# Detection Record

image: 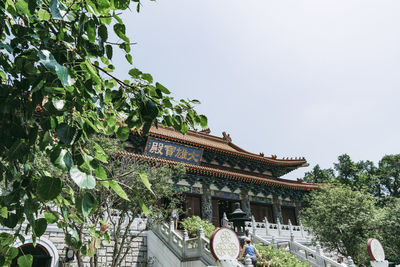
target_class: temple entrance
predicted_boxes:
[11,243,52,267]
[282,206,297,225]
[250,203,274,223]
[211,198,236,227]
[183,194,201,218]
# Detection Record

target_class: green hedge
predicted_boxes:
[180,216,216,239]
[254,244,310,267]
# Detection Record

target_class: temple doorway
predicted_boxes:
[282,206,297,225]
[11,243,52,267]
[211,198,236,227]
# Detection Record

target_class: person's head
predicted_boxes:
[245,237,251,244]
[337,257,343,263]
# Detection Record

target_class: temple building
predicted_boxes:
[123,126,318,227]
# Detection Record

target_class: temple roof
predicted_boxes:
[148,126,307,167]
[118,151,318,190]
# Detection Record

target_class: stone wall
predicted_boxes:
[1,224,147,267]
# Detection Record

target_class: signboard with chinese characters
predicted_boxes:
[145,137,203,165]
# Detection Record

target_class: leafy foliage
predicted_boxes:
[301,185,378,264]
[180,216,216,239]
[303,154,400,203]
[378,198,400,263]
[0,0,207,264]
[254,244,310,267]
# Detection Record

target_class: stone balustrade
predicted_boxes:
[152,221,223,266]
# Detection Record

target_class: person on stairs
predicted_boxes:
[238,237,262,265]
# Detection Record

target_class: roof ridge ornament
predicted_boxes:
[222,131,232,143]
[199,128,211,134]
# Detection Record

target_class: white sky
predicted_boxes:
[114,0,400,180]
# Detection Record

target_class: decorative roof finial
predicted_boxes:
[222,131,232,143]
[200,128,211,134]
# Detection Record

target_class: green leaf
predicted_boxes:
[93,144,108,163]
[105,45,113,59]
[44,212,58,224]
[50,0,76,22]
[16,0,31,17]
[116,126,129,141]
[37,9,51,21]
[82,192,97,217]
[138,199,150,214]
[0,207,7,218]
[113,23,129,42]
[0,233,14,246]
[56,123,78,145]
[139,171,153,194]
[87,20,96,43]
[33,218,47,237]
[38,50,75,86]
[84,60,101,84]
[141,73,153,83]
[37,176,63,201]
[200,115,208,129]
[128,68,141,78]
[94,166,107,180]
[70,166,96,189]
[17,255,33,267]
[156,82,171,94]
[7,247,18,260]
[125,54,132,64]
[109,180,129,201]
[98,24,108,41]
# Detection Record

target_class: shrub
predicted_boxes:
[254,244,310,267]
[180,216,216,239]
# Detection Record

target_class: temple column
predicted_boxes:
[240,189,251,218]
[272,194,283,224]
[201,184,212,223]
[294,199,301,225]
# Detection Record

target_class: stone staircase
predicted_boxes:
[149,221,244,267]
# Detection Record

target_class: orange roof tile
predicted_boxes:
[118,151,318,190]
[149,126,307,166]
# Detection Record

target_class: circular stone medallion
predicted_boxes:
[210,227,241,260]
[367,238,385,261]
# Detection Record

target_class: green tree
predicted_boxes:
[301,185,378,264]
[379,198,400,263]
[303,164,335,183]
[304,154,382,201]
[0,0,207,265]
[43,135,185,267]
[378,154,400,199]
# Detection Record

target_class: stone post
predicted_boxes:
[240,189,251,218]
[201,184,212,223]
[264,217,270,236]
[244,254,254,267]
[277,217,282,236]
[251,215,256,235]
[183,230,189,257]
[347,256,356,267]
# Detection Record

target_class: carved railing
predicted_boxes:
[152,221,219,266]
[245,216,308,240]
[222,213,310,242]
[250,230,356,267]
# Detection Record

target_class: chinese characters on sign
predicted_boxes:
[145,137,203,165]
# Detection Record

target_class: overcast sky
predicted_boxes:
[114,0,400,180]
